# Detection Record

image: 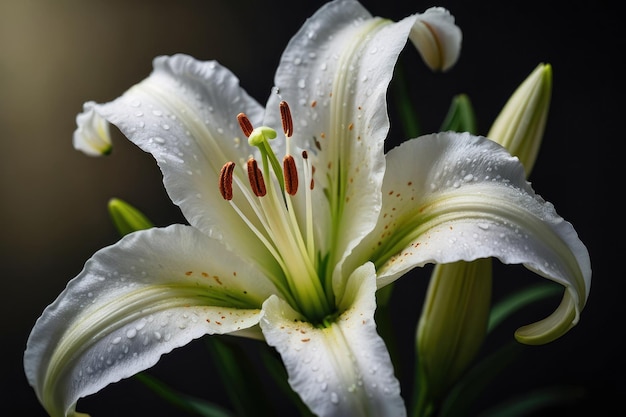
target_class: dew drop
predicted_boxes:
[126,328,137,339]
[154,137,166,144]
[330,392,339,404]
[152,109,163,116]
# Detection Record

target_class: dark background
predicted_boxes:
[2,0,619,415]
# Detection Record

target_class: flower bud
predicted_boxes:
[416,259,492,406]
[487,63,552,175]
[108,198,154,236]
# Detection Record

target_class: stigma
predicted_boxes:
[220,101,314,202]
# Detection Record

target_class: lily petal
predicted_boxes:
[409,7,462,72]
[260,262,405,417]
[265,0,460,297]
[353,132,590,344]
[80,55,279,270]
[24,225,275,417]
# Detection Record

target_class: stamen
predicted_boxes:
[283,155,298,195]
[219,161,236,200]
[279,100,293,138]
[237,113,254,137]
[247,158,267,197]
[302,151,314,190]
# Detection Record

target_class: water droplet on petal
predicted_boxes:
[330,392,339,404]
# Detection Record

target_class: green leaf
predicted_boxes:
[438,341,523,417]
[440,94,477,134]
[204,336,274,417]
[392,63,421,138]
[259,347,317,417]
[488,283,561,333]
[108,197,154,236]
[478,385,586,417]
[135,373,234,417]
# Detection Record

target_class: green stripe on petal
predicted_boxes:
[24,225,273,417]
[260,262,405,417]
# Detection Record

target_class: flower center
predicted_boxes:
[219,101,333,322]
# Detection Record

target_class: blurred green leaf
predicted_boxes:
[488,283,561,333]
[259,347,316,417]
[392,63,421,138]
[440,94,477,134]
[478,385,586,417]
[135,373,234,417]
[438,341,523,417]
[205,336,273,417]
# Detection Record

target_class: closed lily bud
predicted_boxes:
[487,63,552,175]
[416,259,492,408]
[108,198,154,236]
[415,64,553,412]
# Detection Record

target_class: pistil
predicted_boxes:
[217,103,332,321]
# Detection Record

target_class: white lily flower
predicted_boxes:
[24,1,590,417]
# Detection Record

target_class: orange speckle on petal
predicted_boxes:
[185,271,193,276]
[201,272,209,277]
[301,338,310,342]
[311,100,317,107]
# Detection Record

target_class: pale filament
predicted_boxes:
[219,101,329,318]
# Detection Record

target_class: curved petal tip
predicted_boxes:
[410,7,462,72]
[514,290,578,345]
[73,102,112,156]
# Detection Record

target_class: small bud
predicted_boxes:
[73,102,112,156]
[108,198,154,236]
[487,63,552,175]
